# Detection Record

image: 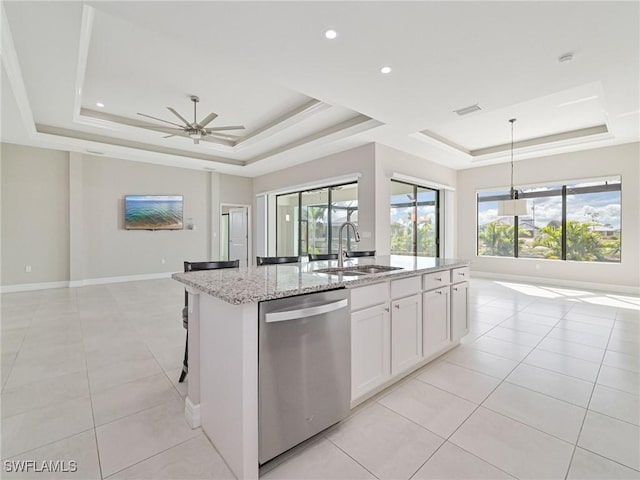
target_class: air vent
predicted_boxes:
[453,104,481,116]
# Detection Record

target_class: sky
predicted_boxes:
[478,190,621,229]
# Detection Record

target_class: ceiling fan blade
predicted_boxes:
[163,134,177,138]
[167,107,192,127]
[198,112,218,128]
[137,113,185,128]
[206,125,245,132]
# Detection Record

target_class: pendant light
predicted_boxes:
[498,118,528,216]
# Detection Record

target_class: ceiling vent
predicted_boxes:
[453,104,482,116]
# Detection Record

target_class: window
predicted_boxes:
[477,178,621,262]
[276,182,358,256]
[390,180,439,257]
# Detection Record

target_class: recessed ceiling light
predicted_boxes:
[324,29,338,40]
[380,66,392,74]
[96,102,104,107]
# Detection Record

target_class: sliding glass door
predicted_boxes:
[276,182,358,256]
[390,180,439,257]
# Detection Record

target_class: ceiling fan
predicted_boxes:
[137,96,245,144]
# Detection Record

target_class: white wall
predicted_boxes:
[1,143,254,288]
[1,144,70,285]
[457,142,640,290]
[374,144,458,256]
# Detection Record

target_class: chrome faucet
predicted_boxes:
[338,222,361,269]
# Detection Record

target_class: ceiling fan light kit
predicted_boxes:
[137,95,245,145]
[498,118,528,217]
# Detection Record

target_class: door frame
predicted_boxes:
[220,203,252,266]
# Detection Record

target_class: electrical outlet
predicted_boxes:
[25,265,32,273]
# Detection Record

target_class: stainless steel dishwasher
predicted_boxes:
[258,288,350,465]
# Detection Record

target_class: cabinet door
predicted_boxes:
[422,288,451,359]
[451,282,470,342]
[391,294,422,375]
[351,304,391,400]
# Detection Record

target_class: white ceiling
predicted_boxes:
[2,1,638,176]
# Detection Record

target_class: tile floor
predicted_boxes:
[1,278,639,479]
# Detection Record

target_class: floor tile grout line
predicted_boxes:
[0,426,96,462]
[102,432,203,479]
[78,307,105,480]
[321,436,381,480]
[439,357,515,381]
[93,395,183,430]
[576,446,640,474]
[562,318,616,480]
[437,306,582,478]
[519,358,600,383]
[374,400,448,441]
[406,312,536,480]
[500,379,589,409]
[372,387,519,480]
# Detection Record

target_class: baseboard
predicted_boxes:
[2,272,174,293]
[473,271,640,295]
[69,272,173,288]
[184,396,201,429]
[0,281,70,294]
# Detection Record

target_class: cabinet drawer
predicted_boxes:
[390,276,421,299]
[451,266,470,283]
[422,271,450,291]
[350,282,389,311]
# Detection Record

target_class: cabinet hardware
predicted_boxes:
[459,272,466,276]
[453,287,458,291]
[394,304,400,309]
[435,277,442,281]
[436,290,442,295]
[384,307,390,312]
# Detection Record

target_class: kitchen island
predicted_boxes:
[173,255,469,479]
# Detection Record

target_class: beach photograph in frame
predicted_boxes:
[124,195,183,230]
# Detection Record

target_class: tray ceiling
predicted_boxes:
[1,1,638,176]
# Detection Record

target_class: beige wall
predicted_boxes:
[1,144,70,285]
[457,142,640,289]
[79,155,211,278]
[1,143,254,287]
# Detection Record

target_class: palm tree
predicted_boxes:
[478,222,513,256]
[534,221,605,261]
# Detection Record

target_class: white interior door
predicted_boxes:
[229,208,248,267]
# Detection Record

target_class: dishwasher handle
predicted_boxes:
[265,298,348,323]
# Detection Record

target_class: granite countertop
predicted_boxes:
[172,255,469,305]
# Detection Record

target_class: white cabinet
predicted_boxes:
[351,304,391,400]
[451,281,470,342]
[422,287,451,359]
[391,294,422,374]
[350,265,469,403]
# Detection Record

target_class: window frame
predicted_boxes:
[275,181,358,256]
[476,179,622,262]
[390,179,440,257]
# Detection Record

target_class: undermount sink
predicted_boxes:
[314,265,403,276]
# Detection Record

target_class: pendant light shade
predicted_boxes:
[498,118,528,217]
[498,198,528,216]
